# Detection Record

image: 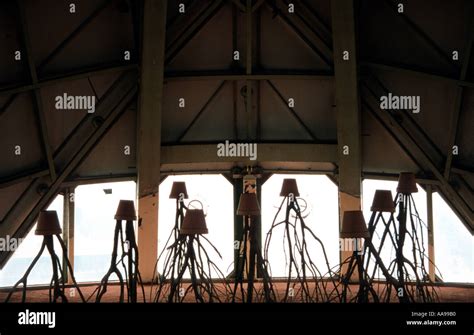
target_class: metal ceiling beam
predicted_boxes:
[0,94,17,118]
[161,143,338,164]
[281,0,332,51]
[363,71,474,214]
[444,90,467,179]
[230,0,246,12]
[176,81,227,142]
[452,166,474,177]
[61,173,136,187]
[265,1,332,68]
[165,0,224,66]
[252,0,266,13]
[160,168,335,176]
[457,175,474,195]
[300,0,332,37]
[0,63,138,97]
[383,0,458,72]
[17,0,56,180]
[0,70,138,268]
[166,0,196,30]
[37,0,113,73]
[0,168,50,190]
[362,80,474,234]
[0,72,136,231]
[265,80,319,142]
[362,172,441,186]
[3,74,138,222]
[164,69,333,81]
[361,61,474,88]
[264,168,334,175]
[361,99,426,173]
[363,60,474,215]
[444,19,474,179]
[367,73,444,167]
[331,0,362,269]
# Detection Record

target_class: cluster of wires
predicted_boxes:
[151,199,230,303]
[264,196,340,302]
[362,194,439,303]
[5,234,85,303]
[94,218,146,303]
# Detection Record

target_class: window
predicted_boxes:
[433,193,474,283]
[364,179,474,283]
[158,175,234,278]
[0,195,64,287]
[363,179,429,280]
[261,174,340,278]
[73,181,136,282]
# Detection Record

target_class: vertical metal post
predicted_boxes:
[233,178,244,276]
[137,0,168,282]
[62,187,75,284]
[331,0,362,275]
[426,185,436,281]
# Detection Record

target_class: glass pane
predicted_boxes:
[363,179,428,280]
[74,181,136,283]
[0,195,64,287]
[158,175,233,278]
[262,174,339,278]
[433,193,474,283]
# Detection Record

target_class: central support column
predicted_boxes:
[137,0,167,282]
[331,0,362,274]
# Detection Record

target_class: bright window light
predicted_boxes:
[262,174,340,278]
[363,179,428,280]
[74,181,136,283]
[433,193,474,283]
[158,175,234,278]
[0,195,64,287]
[362,179,473,283]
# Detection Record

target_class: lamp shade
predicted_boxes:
[169,181,189,199]
[396,172,418,194]
[370,190,395,213]
[115,200,137,221]
[280,178,300,197]
[237,193,260,216]
[341,210,370,238]
[180,209,208,235]
[35,210,62,236]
